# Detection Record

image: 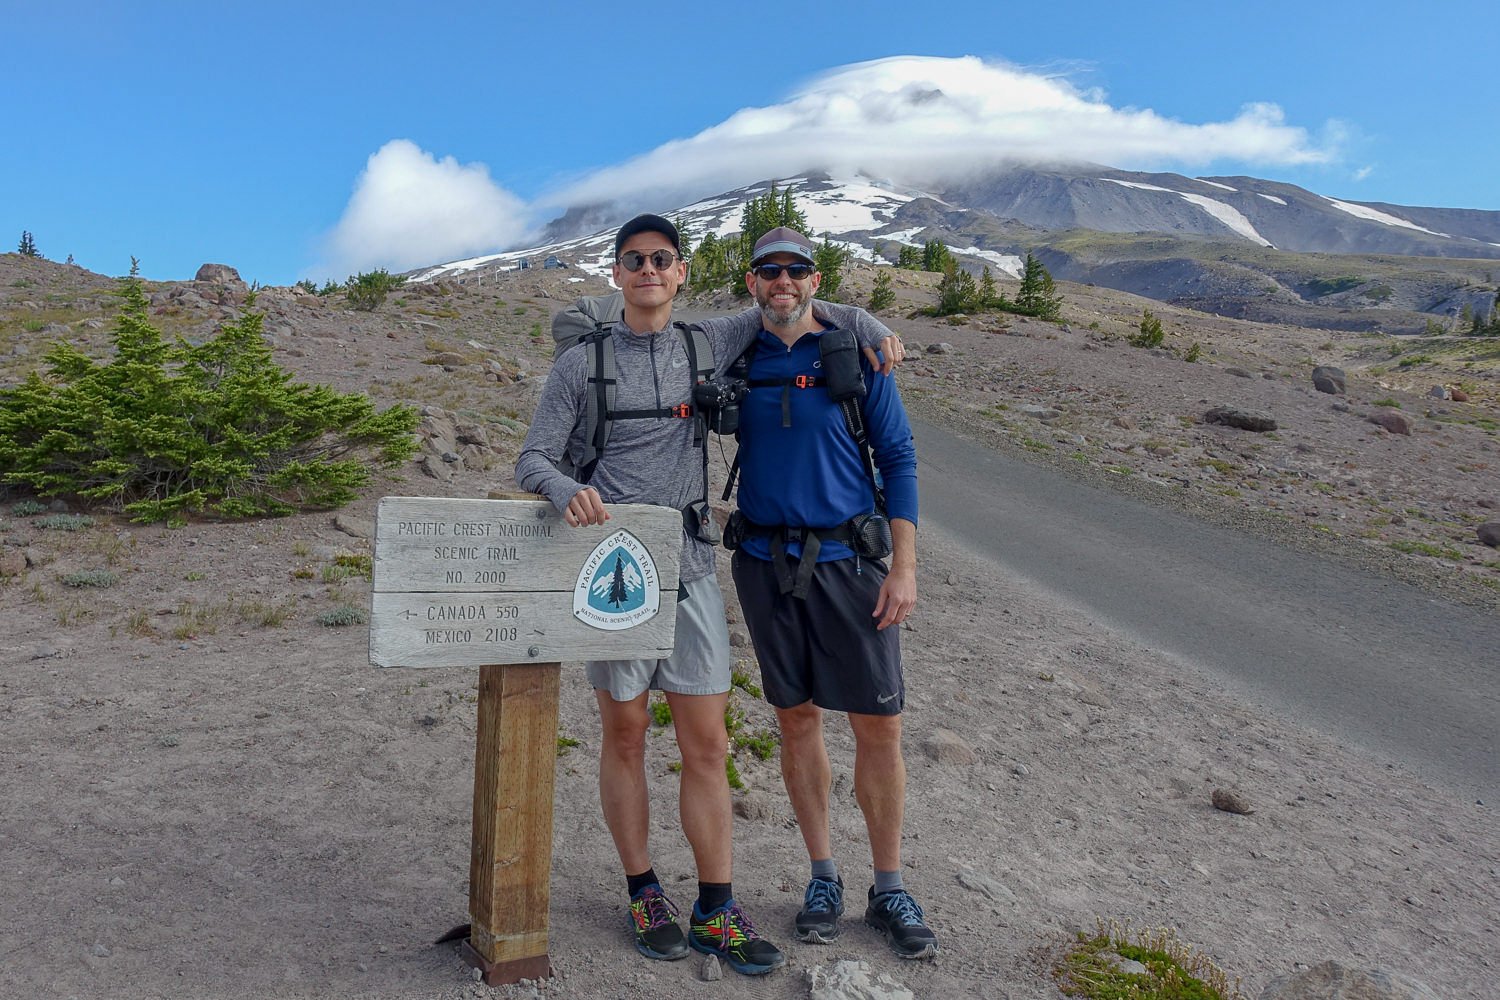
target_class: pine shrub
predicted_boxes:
[344,269,405,311]
[0,271,418,523]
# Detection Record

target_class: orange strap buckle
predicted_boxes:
[671,403,693,418]
[794,375,816,389]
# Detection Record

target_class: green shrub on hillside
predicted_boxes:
[1131,309,1166,348]
[345,269,406,311]
[0,269,418,523]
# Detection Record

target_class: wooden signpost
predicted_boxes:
[370,495,681,985]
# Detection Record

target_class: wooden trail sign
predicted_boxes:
[369,495,681,985]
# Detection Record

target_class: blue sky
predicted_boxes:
[5,1,1496,286]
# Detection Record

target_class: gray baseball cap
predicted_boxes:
[750,226,816,266]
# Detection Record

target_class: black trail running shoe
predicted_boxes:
[795,875,845,943]
[864,887,939,959]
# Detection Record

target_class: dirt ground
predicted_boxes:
[1,256,1496,999]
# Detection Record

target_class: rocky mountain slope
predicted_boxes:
[412,170,1500,336]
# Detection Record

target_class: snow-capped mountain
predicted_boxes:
[404,168,1500,332]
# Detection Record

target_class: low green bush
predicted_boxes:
[0,270,417,523]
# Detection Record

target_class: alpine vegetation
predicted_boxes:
[0,266,418,523]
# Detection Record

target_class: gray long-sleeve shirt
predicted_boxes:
[514,302,893,583]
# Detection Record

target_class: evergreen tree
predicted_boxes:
[0,269,417,523]
[17,231,40,257]
[1130,308,1165,348]
[896,244,923,270]
[921,240,954,273]
[978,266,998,308]
[812,237,850,300]
[868,270,895,312]
[1015,252,1062,320]
[935,262,979,315]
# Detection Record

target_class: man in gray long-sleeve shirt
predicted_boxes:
[515,214,902,975]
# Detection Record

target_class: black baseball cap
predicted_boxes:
[614,214,681,257]
[750,226,816,266]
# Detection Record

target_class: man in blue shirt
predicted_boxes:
[728,227,937,960]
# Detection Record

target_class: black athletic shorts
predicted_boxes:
[731,551,904,716]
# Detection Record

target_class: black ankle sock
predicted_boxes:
[697,881,732,913]
[627,867,659,898]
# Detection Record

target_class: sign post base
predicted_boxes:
[458,939,551,986]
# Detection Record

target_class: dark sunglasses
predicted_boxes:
[617,249,680,271]
[752,262,816,281]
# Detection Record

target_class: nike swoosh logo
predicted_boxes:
[877,692,898,704]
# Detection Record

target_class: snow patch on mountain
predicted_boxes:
[1325,198,1449,237]
[1196,179,1238,192]
[1103,178,1271,246]
[954,248,1024,277]
[1258,193,1288,206]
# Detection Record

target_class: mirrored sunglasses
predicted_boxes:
[752,262,816,281]
[618,249,680,271]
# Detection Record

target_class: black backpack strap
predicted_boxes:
[574,328,615,483]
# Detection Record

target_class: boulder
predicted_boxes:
[1477,522,1500,548]
[1450,387,1470,402]
[1367,410,1413,435]
[193,263,246,288]
[1204,406,1277,432]
[1259,960,1438,1000]
[1426,385,1451,400]
[1311,365,1346,395]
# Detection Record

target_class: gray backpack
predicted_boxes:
[550,293,715,484]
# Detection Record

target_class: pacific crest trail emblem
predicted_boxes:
[573,529,661,630]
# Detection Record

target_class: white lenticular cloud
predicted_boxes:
[547,55,1336,211]
[315,139,528,277]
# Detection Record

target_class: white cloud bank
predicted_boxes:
[314,139,527,279]
[547,55,1337,212]
[319,56,1339,273]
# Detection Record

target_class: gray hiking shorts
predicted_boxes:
[586,573,732,701]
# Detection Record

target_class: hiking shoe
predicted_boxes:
[628,884,688,960]
[864,887,939,959]
[688,899,786,975]
[795,875,845,943]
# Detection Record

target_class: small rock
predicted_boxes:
[1021,404,1062,421]
[925,342,953,355]
[955,867,1016,903]
[729,629,749,647]
[1111,415,1138,430]
[733,790,774,822]
[922,728,976,765]
[1450,387,1470,402]
[332,514,373,539]
[1477,522,1500,548]
[1367,410,1413,435]
[1204,406,1277,432]
[92,942,112,957]
[1012,762,1030,777]
[1225,366,1252,378]
[1426,385,1451,400]
[1103,953,1148,976]
[1259,959,1440,1000]
[1211,788,1254,814]
[809,959,914,1000]
[701,954,722,981]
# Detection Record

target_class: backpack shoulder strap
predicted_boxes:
[573,328,616,483]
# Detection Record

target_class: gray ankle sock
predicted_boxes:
[811,858,839,882]
[873,869,904,896]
